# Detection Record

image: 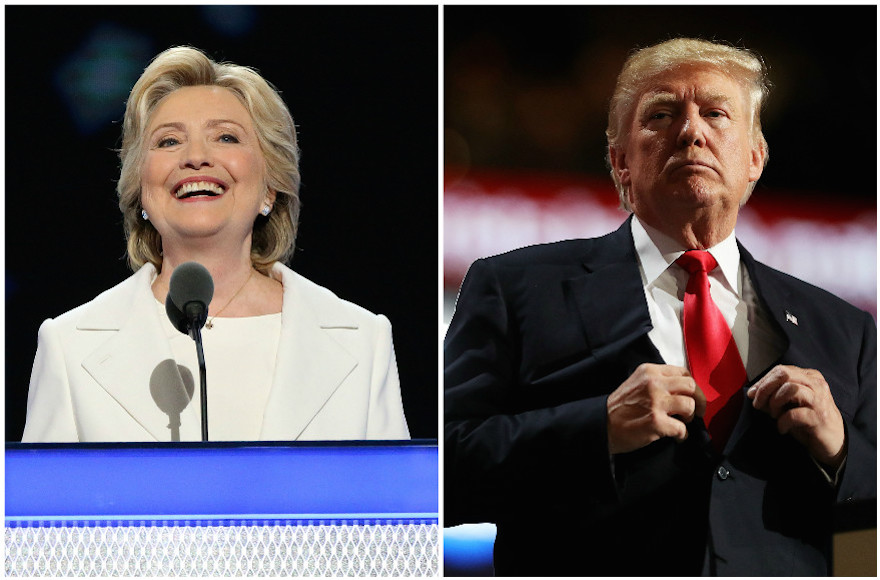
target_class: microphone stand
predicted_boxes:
[184,301,210,442]
[192,324,209,442]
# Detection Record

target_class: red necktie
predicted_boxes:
[676,250,747,451]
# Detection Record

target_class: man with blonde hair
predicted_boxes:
[445,38,875,575]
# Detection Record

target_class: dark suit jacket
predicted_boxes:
[444,218,876,576]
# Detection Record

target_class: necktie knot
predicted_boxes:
[676,250,718,275]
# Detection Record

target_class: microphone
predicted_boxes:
[165,262,214,441]
[167,262,214,339]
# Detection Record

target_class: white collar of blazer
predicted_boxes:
[77,263,358,442]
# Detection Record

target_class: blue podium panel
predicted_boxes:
[6,441,438,576]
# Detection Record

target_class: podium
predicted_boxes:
[833,498,877,576]
[5,441,438,576]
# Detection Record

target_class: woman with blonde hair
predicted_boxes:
[23,46,409,442]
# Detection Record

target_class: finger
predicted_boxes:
[665,376,699,396]
[654,412,689,442]
[648,364,692,378]
[799,368,830,395]
[768,382,814,419]
[751,365,824,398]
[664,394,697,423]
[749,374,786,411]
[747,366,775,394]
[641,374,695,403]
[776,406,817,436]
[748,363,794,391]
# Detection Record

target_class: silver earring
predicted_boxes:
[261,204,271,216]
[141,209,149,221]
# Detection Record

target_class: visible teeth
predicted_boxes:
[175,181,225,198]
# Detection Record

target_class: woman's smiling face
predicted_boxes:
[140,85,273,250]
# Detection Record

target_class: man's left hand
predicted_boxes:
[747,365,846,469]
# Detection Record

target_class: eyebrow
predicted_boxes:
[149,119,247,136]
[639,91,734,113]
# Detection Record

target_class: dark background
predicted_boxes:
[445,5,877,202]
[5,5,438,440]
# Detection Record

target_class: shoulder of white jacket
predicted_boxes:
[271,262,389,330]
[69,264,157,331]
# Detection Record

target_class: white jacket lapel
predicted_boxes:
[80,265,201,442]
[259,264,358,440]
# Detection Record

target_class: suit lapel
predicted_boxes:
[740,244,795,357]
[724,245,804,453]
[80,265,199,441]
[258,264,357,440]
[563,218,660,370]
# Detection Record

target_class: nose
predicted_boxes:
[678,109,705,148]
[179,139,213,169]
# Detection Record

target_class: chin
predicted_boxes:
[669,180,723,206]
[171,218,230,237]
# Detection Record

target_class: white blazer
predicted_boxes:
[22,263,410,442]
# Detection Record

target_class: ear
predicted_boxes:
[265,188,277,207]
[748,139,767,182]
[608,145,631,187]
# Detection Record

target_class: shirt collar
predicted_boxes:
[631,215,741,294]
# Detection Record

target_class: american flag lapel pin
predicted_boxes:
[785,311,798,326]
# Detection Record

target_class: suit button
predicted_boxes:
[716,466,730,480]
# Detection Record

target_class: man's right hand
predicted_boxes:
[606,363,707,454]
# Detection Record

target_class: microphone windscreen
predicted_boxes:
[165,295,189,334]
[168,262,214,310]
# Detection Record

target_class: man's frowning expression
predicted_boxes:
[611,65,766,226]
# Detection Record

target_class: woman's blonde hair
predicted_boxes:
[117,46,301,273]
[606,38,770,210]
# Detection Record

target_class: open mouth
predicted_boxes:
[174,181,226,199]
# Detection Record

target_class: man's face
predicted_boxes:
[611,65,765,227]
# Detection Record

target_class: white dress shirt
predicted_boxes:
[631,216,784,380]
